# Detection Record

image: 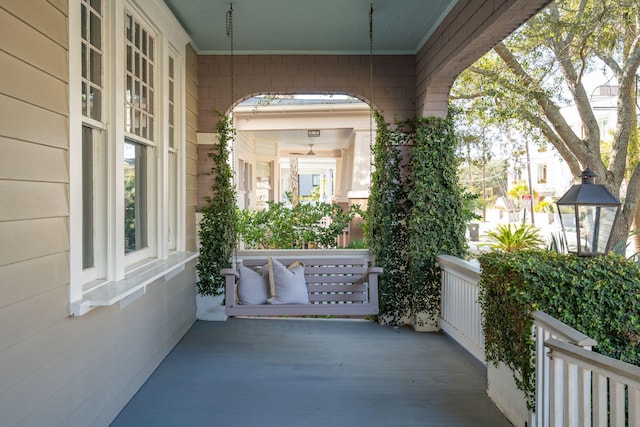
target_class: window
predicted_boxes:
[69,0,193,315]
[123,12,156,261]
[168,56,176,149]
[255,161,273,211]
[81,0,103,121]
[82,126,94,269]
[168,151,178,251]
[598,119,609,141]
[537,164,547,184]
[125,12,154,140]
[80,0,106,284]
[124,140,148,253]
[167,54,178,251]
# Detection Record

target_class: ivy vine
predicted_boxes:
[408,116,467,325]
[478,250,640,408]
[369,111,467,325]
[196,113,237,296]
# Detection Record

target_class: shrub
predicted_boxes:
[237,201,361,249]
[478,250,640,407]
[484,223,544,253]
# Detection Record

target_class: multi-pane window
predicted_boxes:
[81,0,102,121]
[70,0,188,312]
[81,0,104,279]
[125,13,154,140]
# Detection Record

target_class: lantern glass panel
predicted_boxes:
[577,205,618,254]
[558,204,578,252]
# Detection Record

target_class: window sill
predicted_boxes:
[70,251,198,316]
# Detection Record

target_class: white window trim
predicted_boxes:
[69,0,192,316]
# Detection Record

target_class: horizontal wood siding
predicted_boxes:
[0,181,68,221]
[185,43,199,252]
[0,3,196,427]
[0,136,68,182]
[0,265,197,427]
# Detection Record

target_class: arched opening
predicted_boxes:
[230,93,375,248]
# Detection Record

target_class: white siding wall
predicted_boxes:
[0,2,197,426]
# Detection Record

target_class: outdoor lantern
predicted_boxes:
[556,167,621,256]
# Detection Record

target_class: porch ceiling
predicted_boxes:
[162,0,458,54]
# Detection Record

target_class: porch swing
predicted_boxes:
[223,4,382,318]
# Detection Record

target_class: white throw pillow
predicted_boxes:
[267,258,309,305]
[237,264,269,305]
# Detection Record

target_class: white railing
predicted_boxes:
[546,338,640,427]
[437,255,640,427]
[531,311,597,427]
[437,255,484,364]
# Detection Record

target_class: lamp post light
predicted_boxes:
[556,167,621,256]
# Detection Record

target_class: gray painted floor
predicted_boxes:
[111,318,511,427]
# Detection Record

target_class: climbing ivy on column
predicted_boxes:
[408,115,467,326]
[196,113,237,296]
[369,112,413,325]
[369,112,467,325]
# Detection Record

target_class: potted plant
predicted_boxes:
[196,113,237,320]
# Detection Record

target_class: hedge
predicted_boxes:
[478,250,640,406]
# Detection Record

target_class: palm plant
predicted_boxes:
[484,223,544,253]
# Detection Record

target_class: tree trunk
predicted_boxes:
[634,210,640,253]
[290,157,299,206]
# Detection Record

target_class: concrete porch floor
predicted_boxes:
[111,318,511,427]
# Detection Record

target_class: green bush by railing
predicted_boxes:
[478,250,640,407]
[236,201,362,249]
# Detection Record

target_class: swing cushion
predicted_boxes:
[237,263,270,305]
[267,258,309,305]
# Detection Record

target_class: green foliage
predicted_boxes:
[479,251,640,408]
[237,201,361,249]
[408,115,468,326]
[612,229,640,264]
[196,114,237,296]
[451,1,640,249]
[461,191,482,223]
[547,232,567,253]
[534,198,554,213]
[484,223,545,252]
[369,111,467,325]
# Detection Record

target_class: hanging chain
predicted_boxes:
[226,3,240,264]
[368,3,374,263]
[226,3,234,105]
[369,3,374,170]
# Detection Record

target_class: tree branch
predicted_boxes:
[493,42,594,162]
[524,111,582,176]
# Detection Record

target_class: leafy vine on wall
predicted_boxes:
[196,113,237,296]
[369,111,467,325]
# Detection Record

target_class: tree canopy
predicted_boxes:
[451,0,640,248]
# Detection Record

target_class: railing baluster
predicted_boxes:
[609,380,625,427]
[629,386,640,426]
[577,366,590,427]
[592,373,607,427]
